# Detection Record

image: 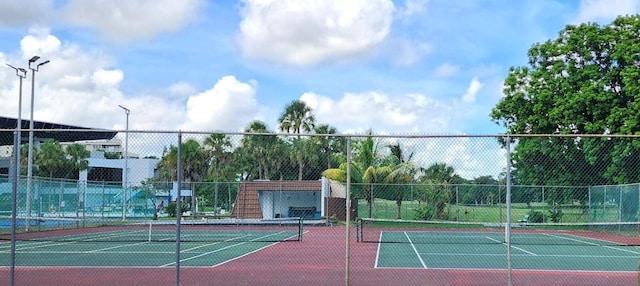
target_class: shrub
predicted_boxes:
[166,202,177,217]
[414,205,435,220]
[527,210,544,223]
[548,208,563,223]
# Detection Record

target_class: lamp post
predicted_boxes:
[118,105,130,220]
[26,56,49,231]
[7,64,26,177]
[7,63,26,286]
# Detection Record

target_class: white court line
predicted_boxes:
[404,232,427,269]
[410,252,640,258]
[485,236,538,256]
[160,230,291,267]
[374,232,383,268]
[545,233,640,255]
[88,241,150,253]
[210,242,279,268]
[544,233,599,246]
[160,242,249,267]
[0,230,148,253]
[603,245,640,255]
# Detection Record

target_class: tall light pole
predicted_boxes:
[118,105,130,220]
[7,64,26,177]
[7,63,26,286]
[26,56,49,231]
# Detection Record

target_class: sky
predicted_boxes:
[0,0,637,178]
[1,0,637,135]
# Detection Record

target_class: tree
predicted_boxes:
[241,120,278,180]
[204,133,231,215]
[156,139,208,216]
[36,140,66,178]
[491,15,640,186]
[65,143,90,179]
[313,124,344,170]
[181,139,208,215]
[415,163,460,220]
[157,145,178,182]
[278,100,316,180]
[379,143,417,219]
[323,129,386,218]
[136,178,160,219]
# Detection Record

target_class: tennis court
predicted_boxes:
[360,218,640,273]
[0,219,303,267]
[2,223,639,286]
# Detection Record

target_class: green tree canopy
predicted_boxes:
[490,15,640,186]
[65,143,90,178]
[36,140,66,178]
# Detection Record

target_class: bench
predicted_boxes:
[288,206,316,218]
[518,215,529,225]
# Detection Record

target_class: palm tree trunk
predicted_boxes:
[368,184,373,218]
[297,135,303,180]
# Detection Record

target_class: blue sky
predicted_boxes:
[0,0,637,136]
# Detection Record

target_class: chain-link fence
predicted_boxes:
[1,130,639,285]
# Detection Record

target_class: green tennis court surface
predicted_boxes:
[375,230,640,271]
[0,222,302,267]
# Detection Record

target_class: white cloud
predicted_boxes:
[575,0,638,24]
[391,38,432,66]
[442,137,505,179]
[1,29,175,132]
[63,0,204,42]
[301,90,462,134]
[239,0,394,66]
[169,82,196,97]
[182,76,261,132]
[462,77,483,103]
[435,63,459,78]
[396,0,428,18]
[0,0,53,27]
[20,26,61,58]
[92,69,123,88]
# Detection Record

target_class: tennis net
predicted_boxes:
[0,216,304,243]
[357,218,640,246]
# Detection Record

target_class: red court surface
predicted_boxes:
[1,226,637,286]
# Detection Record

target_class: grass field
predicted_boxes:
[359,198,613,223]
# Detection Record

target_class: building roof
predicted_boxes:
[0,116,118,146]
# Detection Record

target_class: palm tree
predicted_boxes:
[65,143,90,179]
[204,133,231,215]
[157,145,178,182]
[35,141,67,209]
[323,129,385,218]
[380,143,417,219]
[180,139,208,215]
[157,140,207,215]
[278,100,316,180]
[417,163,460,219]
[242,120,277,180]
[36,140,66,178]
[313,124,343,170]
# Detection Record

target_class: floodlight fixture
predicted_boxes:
[6,63,27,75]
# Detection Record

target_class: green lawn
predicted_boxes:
[358,199,599,223]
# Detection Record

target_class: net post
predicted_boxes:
[356,217,361,242]
[299,216,303,241]
[148,221,152,242]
